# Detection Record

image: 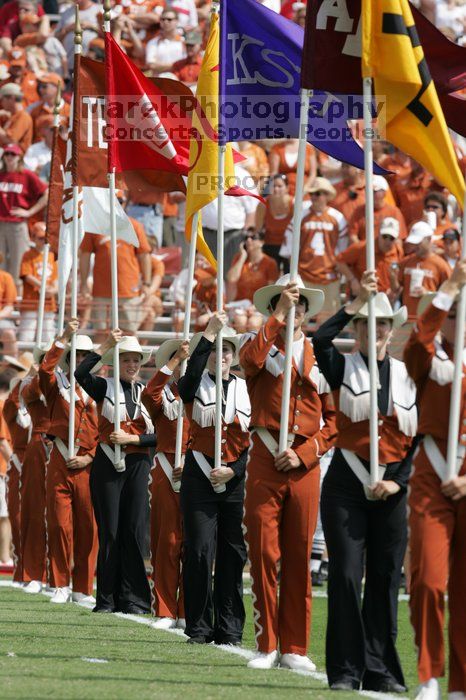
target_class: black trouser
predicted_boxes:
[180,451,246,642]
[321,450,407,690]
[90,445,151,612]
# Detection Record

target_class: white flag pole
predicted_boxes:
[215,144,226,475]
[103,0,123,471]
[67,10,82,460]
[35,243,50,347]
[445,193,466,480]
[278,88,310,453]
[362,76,379,486]
[173,212,199,490]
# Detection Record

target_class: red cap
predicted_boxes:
[2,143,23,156]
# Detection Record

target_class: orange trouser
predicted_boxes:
[409,444,466,692]
[46,446,98,594]
[243,435,320,655]
[150,456,184,619]
[20,439,48,583]
[6,461,22,582]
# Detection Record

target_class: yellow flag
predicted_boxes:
[185,11,236,268]
[362,0,465,206]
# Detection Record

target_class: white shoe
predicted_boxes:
[50,587,71,604]
[72,592,96,605]
[42,586,56,597]
[176,618,186,630]
[23,580,43,594]
[151,617,177,630]
[247,650,279,670]
[11,581,23,588]
[448,694,466,700]
[279,653,317,672]
[415,678,441,700]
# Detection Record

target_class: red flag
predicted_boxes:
[301,0,466,136]
[45,125,66,255]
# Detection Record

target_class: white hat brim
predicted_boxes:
[189,329,241,366]
[253,283,324,319]
[155,339,186,369]
[101,345,152,366]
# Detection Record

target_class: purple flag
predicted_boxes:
[219,0,385,173]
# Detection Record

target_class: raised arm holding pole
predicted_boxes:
[67,7,82,460]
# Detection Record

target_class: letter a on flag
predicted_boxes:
[361,0,465,205]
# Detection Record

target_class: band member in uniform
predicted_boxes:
[313,271,417,693]
[240,273,337,671]
[39,320,98,604]
[178,313,251,645]
[3,364,32,584]
[142,339,190,630]
[19,346,52,593]
[404,260,466,700]
[75,331,155,614]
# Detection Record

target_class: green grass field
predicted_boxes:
[0,585,446,700]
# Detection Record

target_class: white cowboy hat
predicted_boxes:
[189,326,241,366]
[353,292,407,329]
[253,273,325,320]
[306,176,336,198]
[155,338,188,370]
[33,340,53,364]
[58,334,94,370]
[100,336,152,366]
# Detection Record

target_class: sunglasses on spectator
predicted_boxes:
[244,233,262,241]
[381,234,395,240]
[311,190,328,197]
[161,16,176,21]
[425,203,442,210]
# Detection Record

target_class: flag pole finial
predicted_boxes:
[103,0,111,30]
[74,4,82,48]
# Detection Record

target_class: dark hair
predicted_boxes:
[272,173,289,186]
[269,293,309,312]
[424,192,448,216]
[0,370,13,391]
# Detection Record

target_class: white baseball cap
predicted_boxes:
[372,175,389,192]
[379,217,400,239]
[406,221,434,245]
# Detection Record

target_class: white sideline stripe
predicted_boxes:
[2,581,408,699]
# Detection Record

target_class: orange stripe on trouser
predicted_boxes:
[46,447,97,594]
[150,457,184,619]
[20,440,47,583]
[6,463,22,582]
[243,435,320,655]
[409,444,466,693]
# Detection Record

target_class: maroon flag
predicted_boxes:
[301,0,466,136]
[45,125,66,255]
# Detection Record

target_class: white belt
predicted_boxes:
[9,453,22,473]
[253,427,294,455]
[100,443,126,472]
[192,450,226,493]
[156,451,181,493]
[423,435,465,481]
[341,448,386,501]
[54,437,73,462]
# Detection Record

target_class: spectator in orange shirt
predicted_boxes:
[138,247,165,337]
[348,175,407,243]
[0,82,33,153]
[29,73,69,143]
[172,31,203,87]
[18,221,57,342]
[391,221,452,319]
[79,221,152,341]
[193,256,219,332]
[237,140,269,191]
[423,192,454,246]
[440,228,461,269]
[255,174,293,273]
[331,164,366,223]
[268,139,317,197]
[336,217,404,302]
[0,263,18,356]
[226,229,278,303]
[393,160,438,226]
[0,48,39,106]
[281,177,346,320]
